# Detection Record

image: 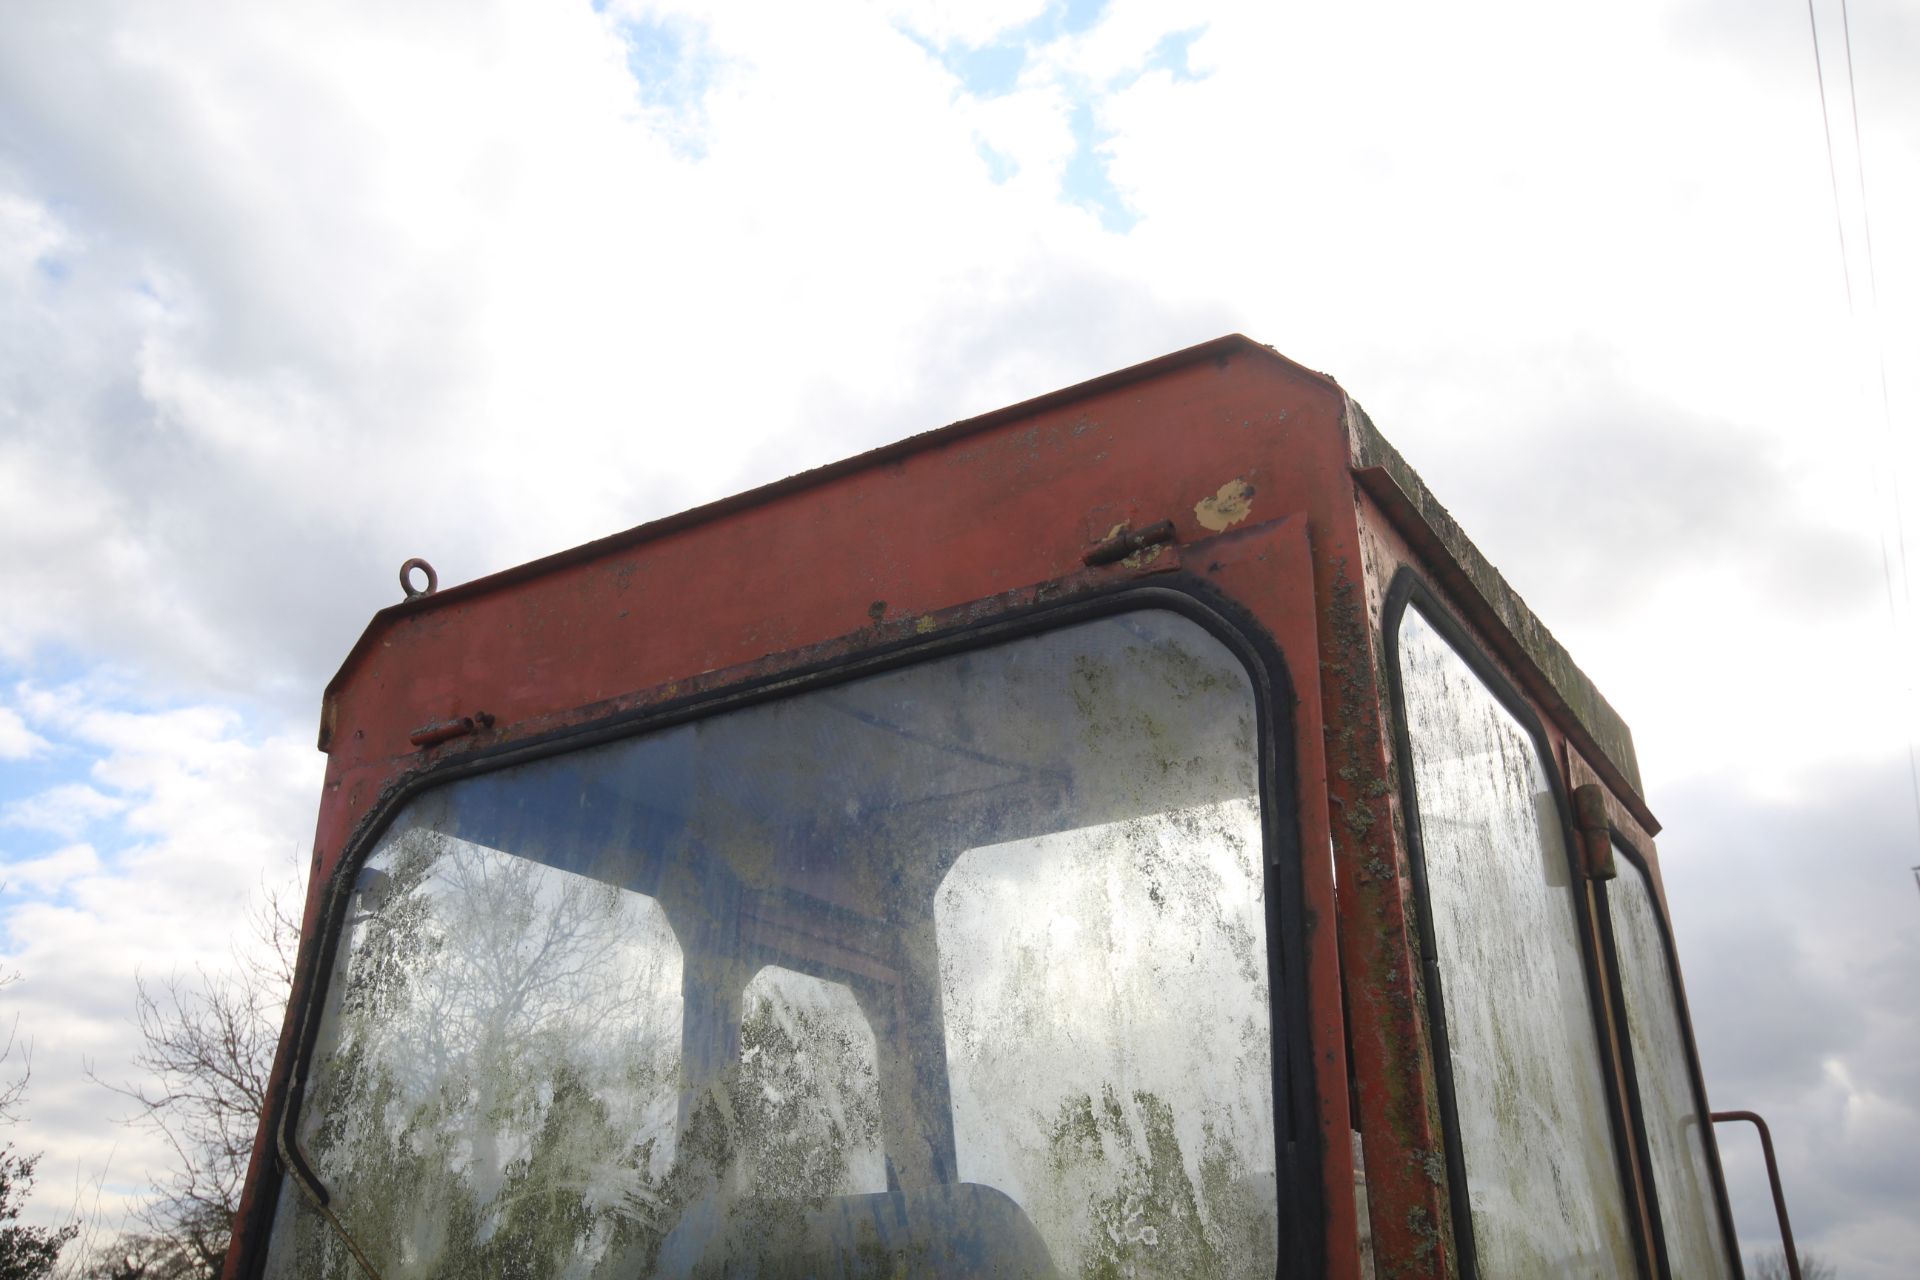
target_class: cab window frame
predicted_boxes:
[242,577,1325,1280]
[1380,568,1650,1280]
[1594,826,1747,1279]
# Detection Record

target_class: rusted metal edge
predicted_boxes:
[1711,1110,1800,1280]
[1082,518,1177,566]
[317,334,1338,748]
[1346,397,1659,834]
[406,712,493,749]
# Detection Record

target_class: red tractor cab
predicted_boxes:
[227,336,1765,1279]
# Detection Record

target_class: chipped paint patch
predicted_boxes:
[1194,479,1256,531]
[915,614,937,634]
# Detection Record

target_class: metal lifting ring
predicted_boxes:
[399,557,439,601]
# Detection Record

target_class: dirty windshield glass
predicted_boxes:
[262,610,1281,1279]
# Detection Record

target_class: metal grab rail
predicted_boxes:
[1711,1110,1799,1280]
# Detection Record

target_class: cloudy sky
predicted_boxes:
[2,0,1916,1273]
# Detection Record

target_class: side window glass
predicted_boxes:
[1609,845,1737,1277]
[1396,603,1636,1274]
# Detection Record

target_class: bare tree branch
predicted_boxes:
[84,883,299,1280]
[1749,1251,1840,1280]
[0,971,31,1126]
[0,969,77,1279]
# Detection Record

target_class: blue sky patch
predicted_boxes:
[619,15,688,99]
[612,11,720,158]
[1144,26,1207,83]
[1060,0,1108,36]
[1,691,112,865]
[902,0,1109,99]
[0,753,68,830]
[976,141,1018,185]
[899,2,1204,235]
[1061,102,1136,234]
[0,656,264,877]
[902,29,1021,98]
[941,41,1026,97]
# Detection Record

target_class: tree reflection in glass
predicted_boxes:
[269,831,684,1277]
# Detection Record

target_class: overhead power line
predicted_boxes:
[1838,0,1910,614]
[1806,0,1920,855]
[1805,0,1851,308]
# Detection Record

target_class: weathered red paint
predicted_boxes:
[227,335,1702,1278]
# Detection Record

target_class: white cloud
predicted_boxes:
[0,680,316,1234]
[884,0,1055,49]
[0,844,101,895]
[0,707,49,760]
[1660,759,1920,1277]
[0,191,71,284]
[1,784,125,840]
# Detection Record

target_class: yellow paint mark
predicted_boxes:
[1194,478,1255,531]
[1102,521,1129,542]
[915,615,937,634]
[1122,544,1167,570]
